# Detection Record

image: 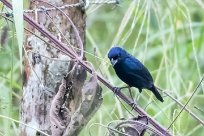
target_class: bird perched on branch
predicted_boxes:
[108,46,164,102]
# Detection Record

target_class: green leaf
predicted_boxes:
[12,0,24,72]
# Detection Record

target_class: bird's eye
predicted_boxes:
[112,56,118,60]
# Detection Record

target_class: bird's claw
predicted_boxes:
[113,87,121,94]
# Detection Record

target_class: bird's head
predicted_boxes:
[108,46,127,67]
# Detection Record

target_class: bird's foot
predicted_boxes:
[113,87,121,94]
[129,101,137,110]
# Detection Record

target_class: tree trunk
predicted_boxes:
[20,0,102,135]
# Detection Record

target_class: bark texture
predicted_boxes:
[21,0,102,135]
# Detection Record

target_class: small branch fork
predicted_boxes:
[1,0,171,135]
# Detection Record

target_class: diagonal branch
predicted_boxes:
[157,87,204,126]
[1,0,171,135]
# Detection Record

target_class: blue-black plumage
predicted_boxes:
[108,46,164,102]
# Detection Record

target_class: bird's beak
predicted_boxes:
[111,58,118,67]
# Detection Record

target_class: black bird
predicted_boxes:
[108,46,164,102]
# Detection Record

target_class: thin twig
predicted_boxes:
[38,6,78,56]
[27,50,75,63]
[167,75,204,129]
[24,2,83,13]
[32,0,84,60]
[0,115,49,136]
[0,13,107,64]
[157,87,204,126]
[194,106,204,114]
[113,120,163,136]
[24,0,119,13]
[1,0,119,14]
[88,0,119,4]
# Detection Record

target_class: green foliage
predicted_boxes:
[85,0,204,135]
[12,0,24,72]
[0,23,21,135]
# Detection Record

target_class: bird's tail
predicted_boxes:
[150,85,164,102]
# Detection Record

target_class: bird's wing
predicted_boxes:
[125,56,153,82]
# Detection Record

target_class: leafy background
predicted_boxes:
[0,0,204,135]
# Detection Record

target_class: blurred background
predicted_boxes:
[0,0,204,135]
